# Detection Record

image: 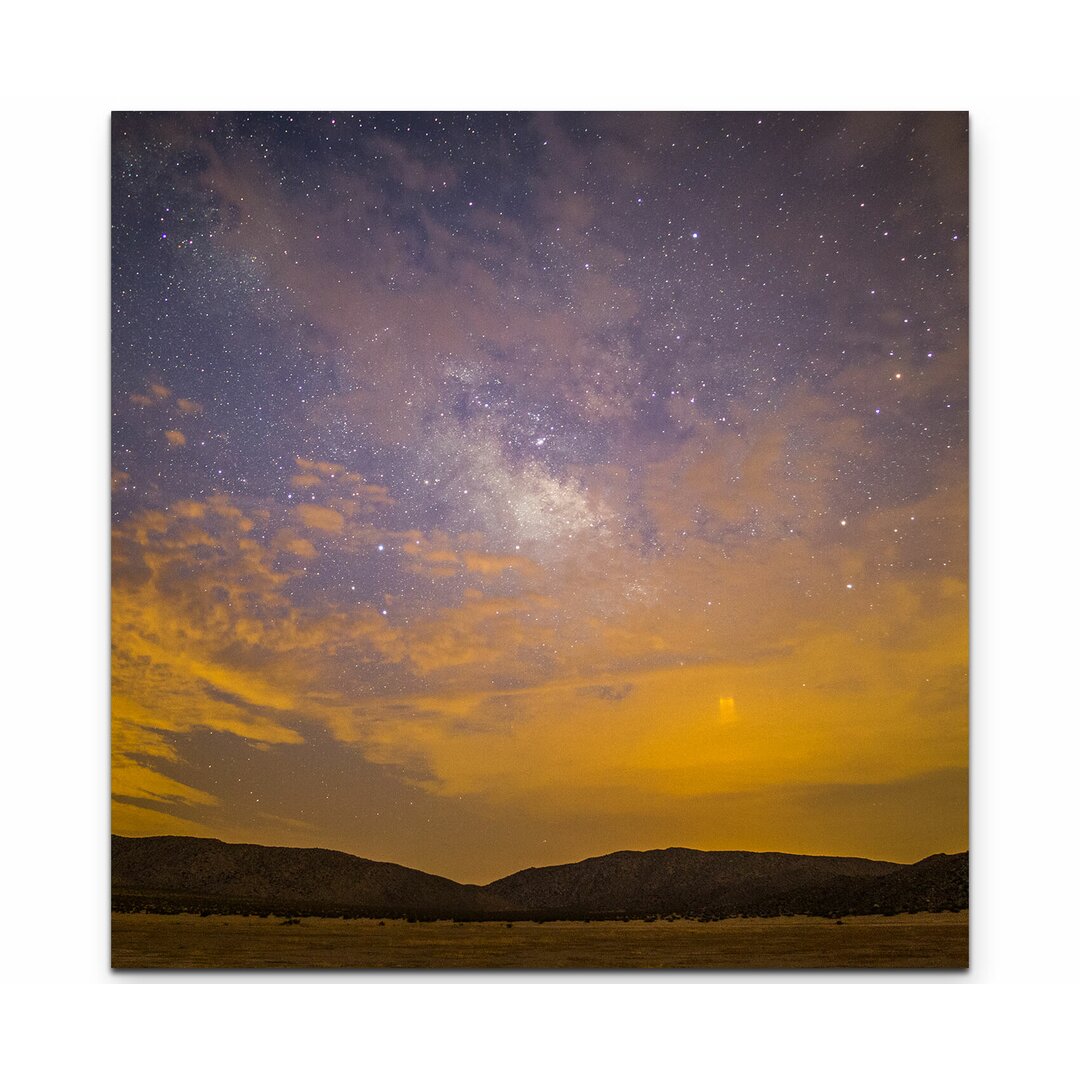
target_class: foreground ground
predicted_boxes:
[112,910,967,969]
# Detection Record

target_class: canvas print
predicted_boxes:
[111,112,968,968]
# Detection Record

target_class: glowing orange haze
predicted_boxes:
[112,113,968,882]
[113,382,966,884]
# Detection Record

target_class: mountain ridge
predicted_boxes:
[113,834,967,919]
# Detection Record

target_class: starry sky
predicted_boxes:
[111,112,967,884]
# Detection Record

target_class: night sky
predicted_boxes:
[111,112,967,884]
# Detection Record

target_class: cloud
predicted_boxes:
[350,605,966,808]
[112,799,215,839]
[171,122,657,449]
[164,430,186,447]
[112,760,218,808]
[275,532,319,558]
[295,456,344,477]
[461,551,536,578]
[293,503,344,533]
[289,458,395,511]
[128,383,202,417]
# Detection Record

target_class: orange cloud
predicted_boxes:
[295,456,344,477]
[275,531,319,558]
[289,459,395,511]
[293,503,344,533]
[346,480,394,506]
[164,430,186,447]
[461,551,536,577]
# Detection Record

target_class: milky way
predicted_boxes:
[112,113,967,882]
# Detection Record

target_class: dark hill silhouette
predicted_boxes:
[112,835,968,918]
[769,852,969,917]
[112,834,496,916]
[485,847,902,915]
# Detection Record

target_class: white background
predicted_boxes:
[1,1,1077,1075]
